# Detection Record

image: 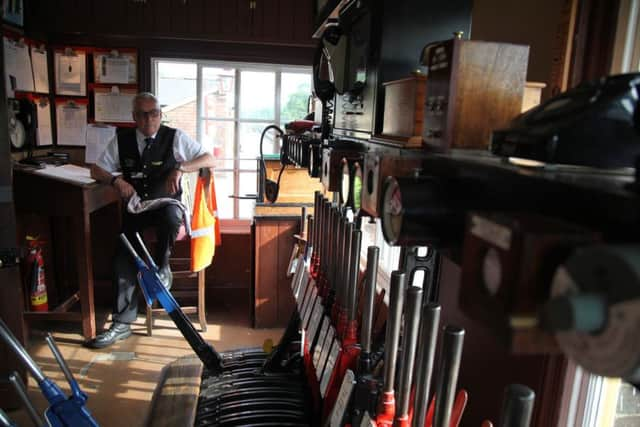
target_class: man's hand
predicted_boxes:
[166,169,182,195]
[113,177,135,199]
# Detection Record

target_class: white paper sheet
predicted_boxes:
[94,53,137,84]
[54,51,86,96]
[100,56,129,83]
[4,37,34,94]
[56,103,87,146]
[35,100,52,146]
[34,164,95,185]
[85,124,116,163]
[30,47,49,93]
[94,88,135,123]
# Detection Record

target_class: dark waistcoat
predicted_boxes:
[117,125,180,201]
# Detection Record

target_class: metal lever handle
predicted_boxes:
[45,333,86,404]
[0,408,15,427]
[228,194,258,199]
[412,303,441,427]
[498,384,535,427]
[0,318,46,383]
[383,271,406,393]
[8,372,45,427]
[433,325,465,427]
[360,246,379,356]
[119,233,143,265]
[397,286,423,418]
[134,232,158,271]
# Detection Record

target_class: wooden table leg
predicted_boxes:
[73,209,96,339]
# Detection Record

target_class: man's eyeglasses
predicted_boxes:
[134,109,161,119]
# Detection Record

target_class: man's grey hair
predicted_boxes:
[132,92,160,111]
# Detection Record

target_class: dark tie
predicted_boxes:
[142,137,154,165]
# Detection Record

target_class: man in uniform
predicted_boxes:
[88,92,215,348]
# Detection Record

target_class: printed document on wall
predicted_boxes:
[54,50,86,96]
[85,124,116,164]
[35,99,53,146]
[30,46,49,93]
[56,102,87,146]
[94,86,135,123]
[4,37,34,95]
[94,52,137,84]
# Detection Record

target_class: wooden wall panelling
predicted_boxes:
[185,0,206,36]
[202,0,223,37]
[276,219,298,324]
[152,0,173,35]
[277,0,296,43]
[60,0,93,33]
[92,0,128,36]
[220,0,242,37]
[253,216,300,328]
[27,0,316,45]
[24,0,49,36]
[292,0,313,43]
[237,0,253,41]
[254,218,280,327]
[569,0,620,87]
[253,0,279,41]
[170,0,191,35]
[124,0,152,37]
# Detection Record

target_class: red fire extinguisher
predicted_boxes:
[26,236,48,312]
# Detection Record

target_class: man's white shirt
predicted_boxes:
[96,128,207,173]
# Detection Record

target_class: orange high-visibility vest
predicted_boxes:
[190,173,221,272]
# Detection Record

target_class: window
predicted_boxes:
[611,0,640,73]
[153,59,312,228]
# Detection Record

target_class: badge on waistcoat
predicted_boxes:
[151,161,163,166]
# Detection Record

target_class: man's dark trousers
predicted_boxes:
[112,204,183,324]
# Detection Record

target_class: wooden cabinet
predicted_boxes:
[252,216,300,328]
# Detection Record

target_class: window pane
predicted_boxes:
[203,67,235,119]
[281,72,312,124]
[239,158,259,172]
[239,172,257,219]
[239,122,281,160]
[240,71,275,120]
[214,171,234,219]
[204,120,234,169]
[157,62,198,139]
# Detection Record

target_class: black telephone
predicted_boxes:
[491,73,640,169]
[8,98,37,152]
[259,125,285,203]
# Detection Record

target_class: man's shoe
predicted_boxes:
[158,265,173,291]
[85,322,132,349]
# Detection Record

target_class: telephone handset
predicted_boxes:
[491,73,640,169]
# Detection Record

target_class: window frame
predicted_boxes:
[611,0,640,73]
[151,58,312,232]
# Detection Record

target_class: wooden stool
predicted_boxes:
[144,230,208,336]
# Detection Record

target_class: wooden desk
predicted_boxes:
[13,168,120,339]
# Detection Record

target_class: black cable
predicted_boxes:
[259,124,285,203]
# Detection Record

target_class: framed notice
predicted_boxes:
[54,49,87,96]
[93,86,136,123]
[55,99,88,146]
[93,49,137,84]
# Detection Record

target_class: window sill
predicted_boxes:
[220,219,252,234]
